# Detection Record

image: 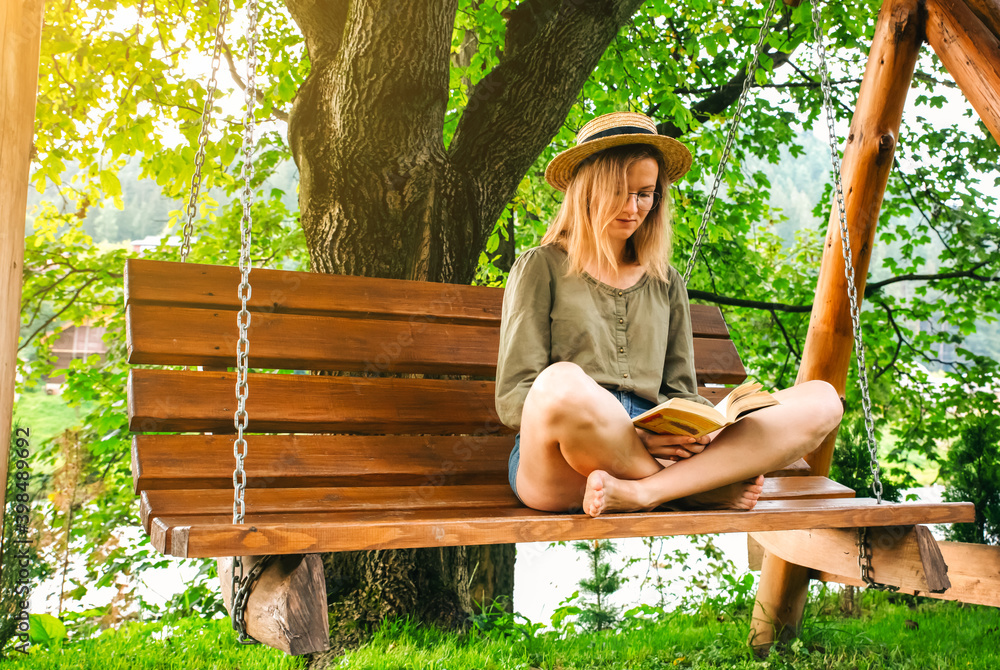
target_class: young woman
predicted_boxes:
[495,111,844,517]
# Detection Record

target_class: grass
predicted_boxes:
[4,593,998,669]
[2,617,306,670]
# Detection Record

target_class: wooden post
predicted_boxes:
[965,0,1000,39]
[749,0,924,650]
[1,0,45,561]
[926,0,1000,145]
[218,555,330,655]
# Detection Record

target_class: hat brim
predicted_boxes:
[544,134,693,192]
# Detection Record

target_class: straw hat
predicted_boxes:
[544,111,692,191]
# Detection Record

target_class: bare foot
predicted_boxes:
[676,474,765,511]
[582,470,654,517]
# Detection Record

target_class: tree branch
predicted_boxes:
[449,0,647,233]
[892,164,954,253]
[222,40,290,123]
[282,0,349,62]
[769,307,802,358]
[872,299,905,381]
[687,289,813,312]
[865,263,999,295]
[18,277,102,352]
[654,9,797,138]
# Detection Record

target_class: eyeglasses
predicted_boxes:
[626,191,660,211]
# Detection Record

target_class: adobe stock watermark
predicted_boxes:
[7,426,35,654]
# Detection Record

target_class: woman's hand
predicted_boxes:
[635,428,713,461]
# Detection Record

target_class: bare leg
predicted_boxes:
[582,380,844,517]
[514,362,666,512]
[514,362,787,513]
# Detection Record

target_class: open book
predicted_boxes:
[632,382,779,438]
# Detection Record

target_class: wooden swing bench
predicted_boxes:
[125,258,974,559]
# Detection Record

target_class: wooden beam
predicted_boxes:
[815,540,1000,608]
[925,0,1000,145]
[796,0,923,476]
[749,552,810,650]
[965,0,1000,40]
[218,554,330,655]
[1,0,44,565]
[752,526,951,594]
[751,0,926,650]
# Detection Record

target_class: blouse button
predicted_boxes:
[619,347,624,353]
[623,373,629,378]
[618,291,623,296]
[618,318,624,324]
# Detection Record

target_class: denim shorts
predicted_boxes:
[508,389,657,503]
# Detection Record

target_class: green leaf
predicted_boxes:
[29,613,67,648]
[99,169,122,198]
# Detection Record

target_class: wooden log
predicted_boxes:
[749,552,810,650]
[925,0,1000,145]
[218,554,329,655]
[796,0,923,475]
[752,0,926,650]
[747,535,765,572]
[751,526,951,593]
[814,540,1000,607]
[0,0,44,548]
[914,525,951,592]
[965,0,1000,40]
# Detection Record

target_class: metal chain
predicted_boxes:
[180,0,230,262]
[857,528,899,592]
[232,556,276,644]
[683,0,778,285]
[811,0,885,503]
[231,0,261,645]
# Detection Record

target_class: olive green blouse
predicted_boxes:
[495,244,713,430]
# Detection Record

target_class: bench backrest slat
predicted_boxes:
[127,303,740,375]
[132,434,513,492]
[126,259,503,325]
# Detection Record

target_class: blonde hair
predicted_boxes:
[541,144,674,283]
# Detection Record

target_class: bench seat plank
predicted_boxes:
[138,476,857,533]
[149,499,976,558]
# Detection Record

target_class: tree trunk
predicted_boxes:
[286,0,646,282]
[281,1,647,655]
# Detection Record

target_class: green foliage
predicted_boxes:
[572,539,623,631]
[830,415,907,503]
[27,614,67,649]
[942,413,1000,545]
[19,0,1000,633]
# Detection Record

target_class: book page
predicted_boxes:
[633,407,726,438]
